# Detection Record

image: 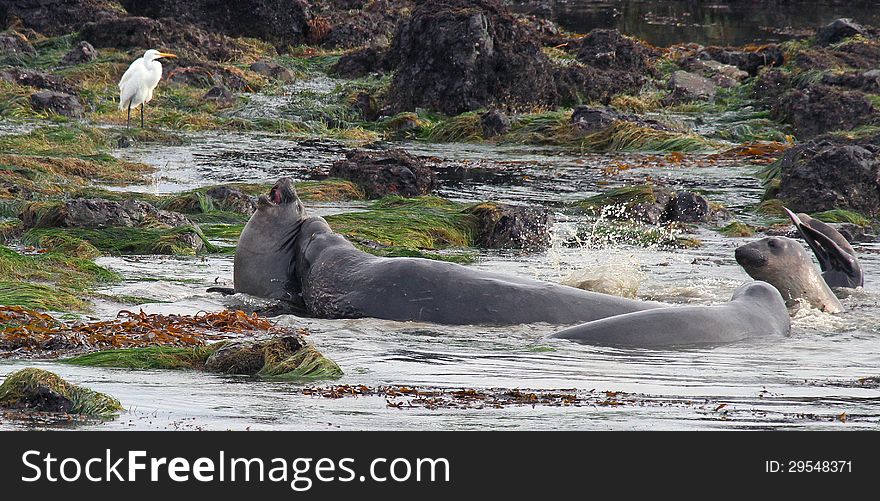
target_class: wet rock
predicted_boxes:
[466,202,553,250]
[815,18,866,47]
[1,0,120,36]
[702,44,784,76]
[79,16,245,62]
[329,149,439,198]
[0,68,76,93]
[29,90,84,118]
[386,0,557,115]
[570,105,669,135]
[203,336,342,379]
[21,198,194,229]
[204,340,267,375]
[775,134,880,217]
[667,191,711,223]
[772,84,875,140]
[685,58,747,88]
[479,109,510,138]
[0,30,35,58]
[201,86,237,107]
[752,68,791,102]
[665,70,717,103]
[167,61,251,91]
[249,60,295,82]
[570,106,619,134]
[0,368,122,417]
[330,46,391,78]
[574,28,659,75]
[119,0,311,48]
[205,186,256,215]
[821,69,880,93]
[317,0,411,49]
[61,40,97,64]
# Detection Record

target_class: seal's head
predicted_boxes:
[257,177,305,218]
[735,236,843,313]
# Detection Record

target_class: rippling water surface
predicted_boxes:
[2,130,878,430]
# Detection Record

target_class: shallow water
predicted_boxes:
[510,0,880,46]
[2,129,879,430]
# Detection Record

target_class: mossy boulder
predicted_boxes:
[0,368,122,418]
[575,184,717,225]
[465,202,552,250]
[64,336,343,381]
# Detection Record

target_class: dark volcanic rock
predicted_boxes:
[205,186,256,214]
[479,109,510,138]
[667,191,711,223]
[119,0,311,47]
[249,60,295,82]
[329,149,439,198]
[1,0,120,36]
[776,134,880,217]
[0,68,76,93]
[29,90,83,117]
[702,45,784,76]
[570,106,618,133]
[772,84,875,140]
[386,0,557,115]
[0,30,35,58]
[79,16,245,62]
[22,198,193,229]
[61,40,98,64]
[815,18,866,47]
[466,202,553,250]
[317,0,412,49]
[822,69,880,93]
[204,341,266,375]
[168,66,215,88]
[330,46,391,78]
[574,29,659,75]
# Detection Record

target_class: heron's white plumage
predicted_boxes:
[118,49,174,112]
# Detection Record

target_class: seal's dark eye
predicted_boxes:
[767,240,777,248]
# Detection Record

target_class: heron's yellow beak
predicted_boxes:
[157,52,177,59]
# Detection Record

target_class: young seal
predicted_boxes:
[231,178,661,325]
[735,236,844,313]
[548,281,790,348]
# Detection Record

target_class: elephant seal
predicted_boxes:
[783,207,863,289]
[735,236,843,313]
[549,281,790,347]
[231,178,661,325]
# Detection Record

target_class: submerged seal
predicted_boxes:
[231,178,660,325]
[735,236,843,313]
[549,281,790,347]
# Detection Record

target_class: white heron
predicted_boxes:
[118,49,177,128]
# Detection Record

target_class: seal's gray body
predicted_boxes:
[735,236,844,313]
[233,179,659,325]
[549,281,790,347]
[293,218,659,325]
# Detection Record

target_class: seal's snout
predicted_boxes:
[735,245,767,269]
[264,177,298,207]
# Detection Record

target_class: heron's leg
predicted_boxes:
[140,103,145,128]
[127,102,131,129]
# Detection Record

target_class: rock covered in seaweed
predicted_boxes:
[0,30,36,58]
[771,84,875,140]
[386,0,558,115]
[329,149,439,199]
[577,184,717,225]
[118,0,312,48]
[465,202,553,250]
[774,132,880,217]
[20,198,194,229]
[29,90,84,117]
[0,368,122,417]
[0,0,121,36]
[61,40,98,64]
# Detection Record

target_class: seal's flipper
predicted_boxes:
[783,207,863,288]
[206,287,236,296]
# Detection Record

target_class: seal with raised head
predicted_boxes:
[230,178,662,325]
[735,236,843,313]
[548,281,790,347]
